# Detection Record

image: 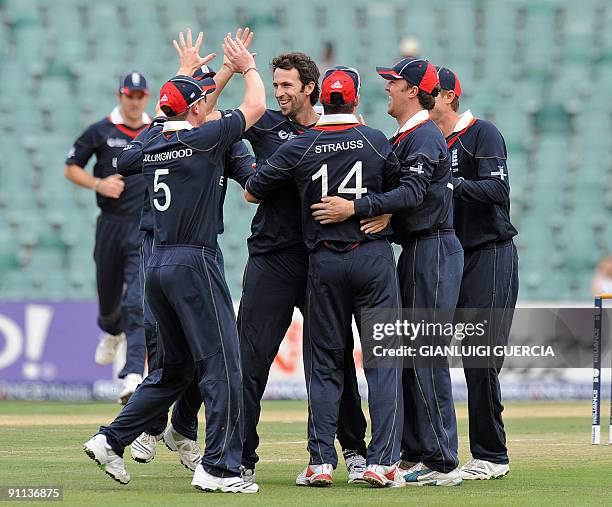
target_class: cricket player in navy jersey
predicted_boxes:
[214,52,369,483]
[129,54,254,470]
[64,72,150,404]
[245,67,404,488]
[83,32,266,494]
[312,58,464,486]
[430,66,518,480]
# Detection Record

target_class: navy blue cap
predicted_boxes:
[193,64,216,80]
[119,71,149,95]
[376,58,439,94]
[436,66,462,97]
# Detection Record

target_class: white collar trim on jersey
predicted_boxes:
[109,106,151,125]
[452,110,474,133]
[395,109,429,136]
[162,121,194,132]
[316,113,360,125]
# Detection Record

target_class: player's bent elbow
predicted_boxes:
[244,189,261,203]
[64,164,80,182]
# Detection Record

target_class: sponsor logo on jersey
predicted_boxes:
[278,129,298,141]
[143,148,194,162]
[314,139,364,154]
[107,137,129,148]
[409,162,424,174]
[67,146,76,159]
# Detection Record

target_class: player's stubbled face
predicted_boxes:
[119,91,149,122]
[273,68,309,117]
[384,79,408,118]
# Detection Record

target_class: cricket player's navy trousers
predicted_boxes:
[101,245,243,478]
[94,213,146,378]
[397,230,463,473]
[304,240,403,468]
[139,232,201,441]
[458,239,519,465]
[238,245,368,469]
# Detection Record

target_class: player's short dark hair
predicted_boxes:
[323,103,355,115]
[272,52,320,105]
[417,84,440,111]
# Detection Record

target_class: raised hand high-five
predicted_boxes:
[173,28,216,76]
[223,27,254,71]
[223,33,256,74]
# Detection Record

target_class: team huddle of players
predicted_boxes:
[73,28,518,494]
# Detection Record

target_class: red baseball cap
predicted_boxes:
[158,75,216,117]
[320,66,361,105]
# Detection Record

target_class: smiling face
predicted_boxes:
[384,78,415,119]
[273,67,313,118]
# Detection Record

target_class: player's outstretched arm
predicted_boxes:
[223,34,266,129]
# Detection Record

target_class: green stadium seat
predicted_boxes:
[0,0,608,301]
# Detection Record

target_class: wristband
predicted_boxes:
[94,178,101,192]
[242,66,257,76]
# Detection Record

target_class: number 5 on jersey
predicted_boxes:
[153,168,171,211]
[311,161,367,199]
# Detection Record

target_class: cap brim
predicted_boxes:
[121,87,150,96]
[376,67,403,80]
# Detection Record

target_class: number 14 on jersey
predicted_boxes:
[311,161,367,199]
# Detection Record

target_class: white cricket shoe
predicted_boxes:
[83,434,130,485]
[192,465,259,493]
[117,373,142,405]
[131,432,163,463]
[95,332,125,365]
[362,464,405,488]
[240,465,256,484]
[343,449,367,483]
[396,459,419,475]
[403,462,463,486]
[460,459,509,480]
[296,464,334,487]
[163,424,202,471]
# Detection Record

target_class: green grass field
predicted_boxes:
[1,400,611,506]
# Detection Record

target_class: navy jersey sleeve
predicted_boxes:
[116,119,165,176]
[117,135,145,177]
[453,122,509,204]
[353,135,435,218]
[65,124,98,168]
[245,140,299,200]
[382,145,401,192]
[242,110,272,144]
[227,141,255,189]
[178,109,246,160]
